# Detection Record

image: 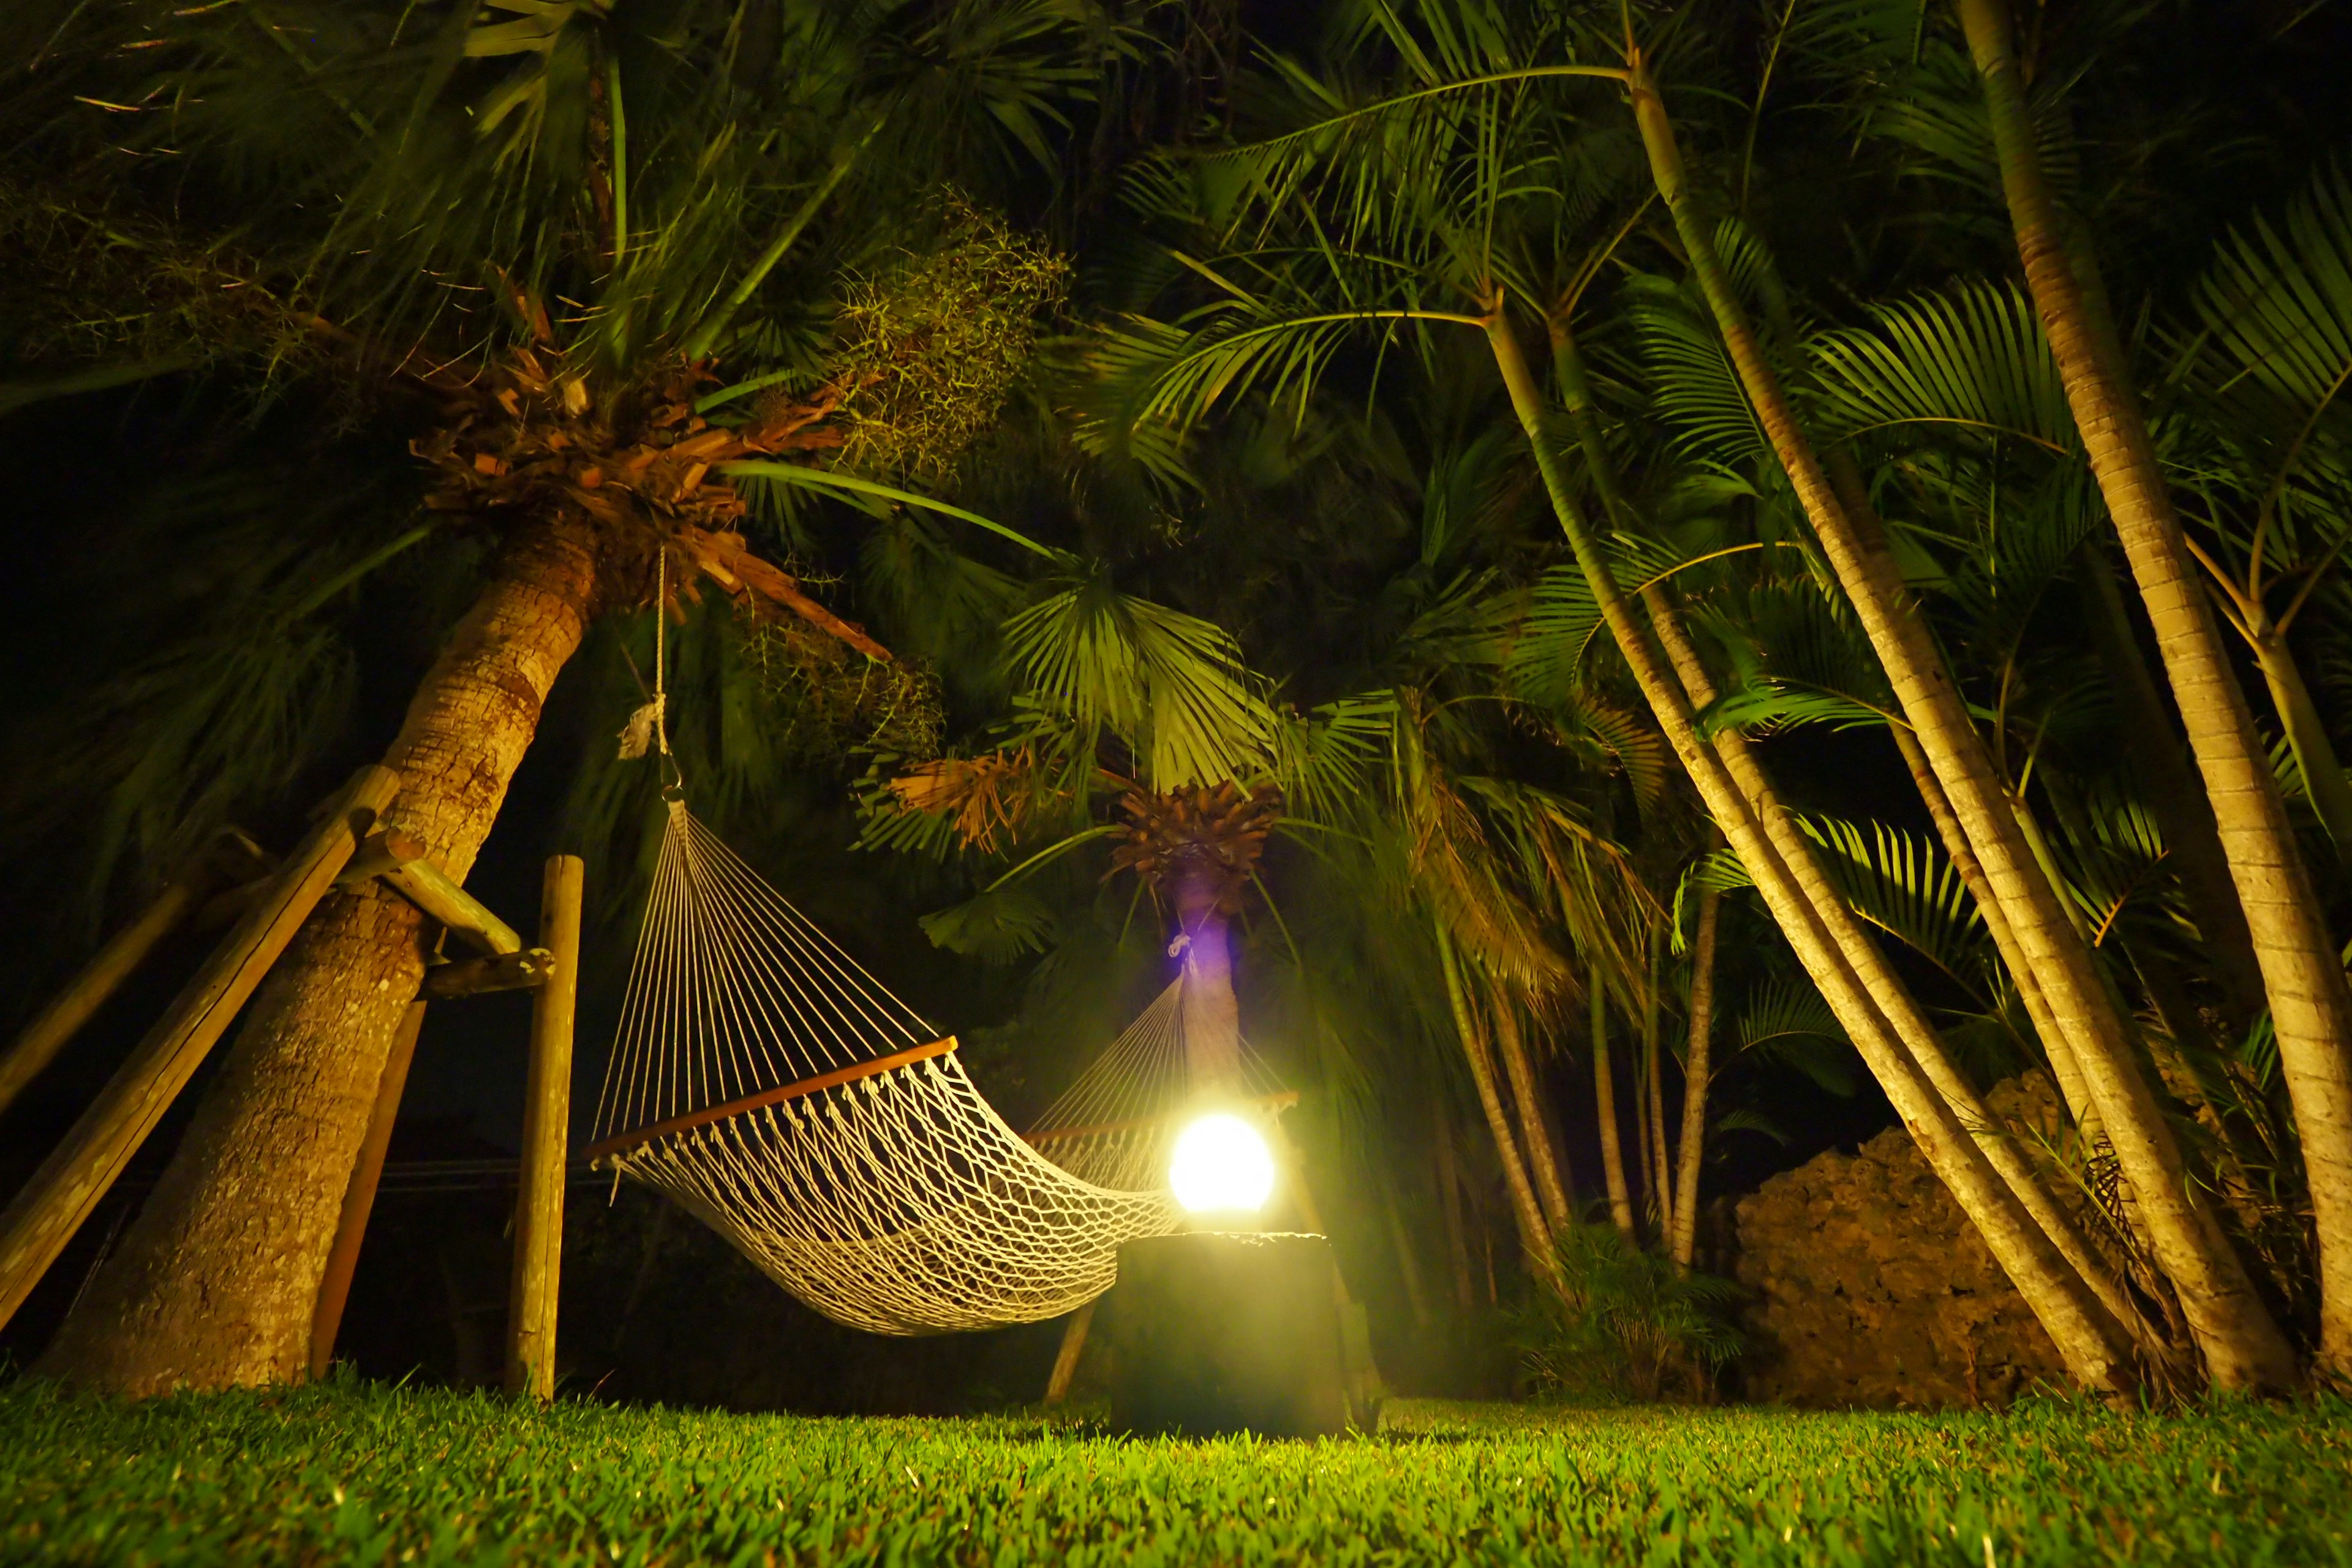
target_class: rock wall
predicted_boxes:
[1733,1072,2075,1408]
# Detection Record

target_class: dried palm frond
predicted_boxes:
[1107,780,1283,914]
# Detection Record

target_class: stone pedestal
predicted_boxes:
[1106,1231,1349,1438]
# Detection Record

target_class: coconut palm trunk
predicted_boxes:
[1625,58,2293,1390]
[1591,981,1639,1236]
[1953,0,2352,1381]
[1670,883,1720,1270]
[40,516,601,1395]
[1493,999,1573,1235]
[1487,311,2136,1391]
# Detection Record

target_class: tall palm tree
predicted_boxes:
[11,0,1121,1394]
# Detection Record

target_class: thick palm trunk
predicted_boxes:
[1670,884,1720,1269]
[1626,62,2293,1391]
[1591,982,1638,1236]
[40,516,601,1395]
[1436,929,1561,1294]
[1954,0,2352,1381]
[1492,1000,1572,1235]
[1175,887,1245,1095]
[1488,314,2135,1391]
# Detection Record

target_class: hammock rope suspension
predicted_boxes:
[588,802,1259,1335]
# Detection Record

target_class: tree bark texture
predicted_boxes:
[1670,883,1721,1269]
[1628,62,2292,1391]
[1591,982,1638,1237]
[1490,313,2135,1392]
[1436,929,1560,1295]
[40,516,601,1395]
[1492,1000,1572,1235]
[1954,0,2347,1385]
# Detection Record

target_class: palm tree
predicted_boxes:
[1950,0,2352,1379]
[10,0,1121,1393]
[1114,7,2154,1392]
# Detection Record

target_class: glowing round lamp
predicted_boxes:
[1168,1113,1276,1214]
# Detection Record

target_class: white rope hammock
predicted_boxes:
[587,802,1286,1335]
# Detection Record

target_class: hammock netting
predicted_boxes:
[588,802,1284,1335]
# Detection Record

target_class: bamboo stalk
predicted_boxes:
[309,1000,426,1378]
[507,855,582,1401]
[0,766,401,1335]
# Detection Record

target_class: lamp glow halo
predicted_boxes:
[1169,1113,1278,1214]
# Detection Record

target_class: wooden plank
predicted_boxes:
[583,1037,960,1164]
[420,948,553,1000]
[0,765,402,1335]
[309,999,426,1379]
[380,857,522,956]
[1044,1300,1095,1405]
[507,855,582,1402]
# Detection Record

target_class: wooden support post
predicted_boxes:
[0,766,401,1335]
[309,1000,426,1379]
[1044,1301,1094,1405]
[420,948,553,1000]
[383,858,523,957]
[507,854,581,1401]
[0,883,198,1123]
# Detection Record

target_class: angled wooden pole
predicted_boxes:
[309,1000,426,1379]
[0,766,401,1335]
[507,854,582,1401]
[1044,1301,1094,1405]
[0,883,200,1123]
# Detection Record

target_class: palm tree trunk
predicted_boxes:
[1555,314,2155,1357]
[1626,60,2294,1391]
[40,514,601,1395]
[1643,959,1673,1237]
[1954,0,2352,1382]
[2079,551,2266,1035]
[1670,884,1721,1270]
[1591,982,1638,1237]
[1436,927,1561,1295]
[1175,890,1244,1095]
[1493,999,1572,1235]
[2253,633,2352,853]
[1487,311,2136,1391]
[1433,1098,1476,1314]
[1382,1179,1438,1330]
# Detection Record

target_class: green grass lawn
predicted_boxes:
[2,1380,2347,1566]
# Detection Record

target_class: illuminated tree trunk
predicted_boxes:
[1625,60,2291,1391]
[1174,878,1245,1096]
[1488,312,2135,1392]
[1642,949,1673,1237]
[1436,928,1561,1295]
[1670,884,1720,1270]
[1591,982,1638,1237]
[41,516,601,1395]
[1952,0,2348,1385]
[1492,1000,1572,1235]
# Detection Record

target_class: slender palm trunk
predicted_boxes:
[1626,59,2293,1390]
[1488,312,2135,1391]
[1955,0,2352,1381]
[1643,959,1673,1237]
[2255,633,2352,853]
[1383,1179,1438,1330]
[1591,981,1638,1236]
[2079,553,2266,1034]
[40,516,601,1395]
[1493,999,1572,1234]
[1437,929,1561,1294]
[1433,1098,1476,1314]
[1670,884,1721,1269]
[1555,315,2154,1355]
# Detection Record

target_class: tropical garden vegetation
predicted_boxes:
[5,0,2352,1422]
